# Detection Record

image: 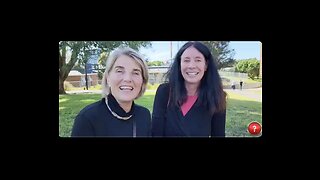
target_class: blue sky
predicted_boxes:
[139,41,261,61]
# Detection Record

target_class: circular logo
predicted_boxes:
[247,121,262,135]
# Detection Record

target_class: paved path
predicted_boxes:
[224,88,262,102]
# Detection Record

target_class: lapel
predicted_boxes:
[174,107,190,136]
[173,102,198,136]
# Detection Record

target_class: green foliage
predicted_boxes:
[97,52,108,79]
[201,41,236,69]
[147,60,164,66]
[235,60,248,73]
[235,58,260,79]
[59,41,152,94]
[247,60,260,79]
[98,52,108,66]
[60,41,151,67]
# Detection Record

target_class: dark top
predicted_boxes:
[71,94,151,137]
[240,81,243,86]
[152,83,226,137]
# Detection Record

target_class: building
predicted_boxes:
[148,66,170,84]
[66,65,171,87]
[65,70,100,87]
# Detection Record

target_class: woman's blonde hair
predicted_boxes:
[101,47,149,99]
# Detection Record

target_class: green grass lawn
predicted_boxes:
[59,90,262,137]
[225,92,262,137]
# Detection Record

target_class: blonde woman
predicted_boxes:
[72,47,150,137]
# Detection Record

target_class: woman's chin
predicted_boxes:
[185,79,201,84]
[116,94,137,102]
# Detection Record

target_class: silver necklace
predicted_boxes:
[105,97,133,121]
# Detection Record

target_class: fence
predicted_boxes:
[218,71,248,79]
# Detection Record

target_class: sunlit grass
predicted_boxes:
[226,91,262,137]
[59,90,261,137]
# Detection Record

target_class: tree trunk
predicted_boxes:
[59,76,66,94]
[59,43,81,94]
[85,63,88,90]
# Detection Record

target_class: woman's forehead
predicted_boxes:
[114,55,141,70]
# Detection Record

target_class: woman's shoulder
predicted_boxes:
[134,104,151,119]
[158,82,169,89]
[134,104,150,113]
[156,83,170,93]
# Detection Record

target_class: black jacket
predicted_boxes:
[71,94,151,137]
[152,83,226,137]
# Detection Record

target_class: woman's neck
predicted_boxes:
[185,82,199,96]
[116,100,133,113]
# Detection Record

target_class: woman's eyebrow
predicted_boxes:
[133,68,141,72]
[114,66,124,69]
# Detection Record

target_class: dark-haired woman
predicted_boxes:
[152,41,226,137]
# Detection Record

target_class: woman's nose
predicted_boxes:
[123,72,132,82]
[187,61,196,68]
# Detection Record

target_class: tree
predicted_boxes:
[235,60,248,73]
[147,60,164,66]
[72,62,85,74]
[97,52,109,80]
[201,41,235,69]
[235,58,260,79]
[59,41,151,94]
[247,59,260,80]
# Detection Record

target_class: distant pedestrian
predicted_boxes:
[231,81,236,90]
[240,80,243,90]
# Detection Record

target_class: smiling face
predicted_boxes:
[106,55,143,103]
[180,46,207,86]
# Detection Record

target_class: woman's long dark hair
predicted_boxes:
[166,41,226,115]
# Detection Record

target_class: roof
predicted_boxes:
[69,70,82,75]
[68,70,97,76]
